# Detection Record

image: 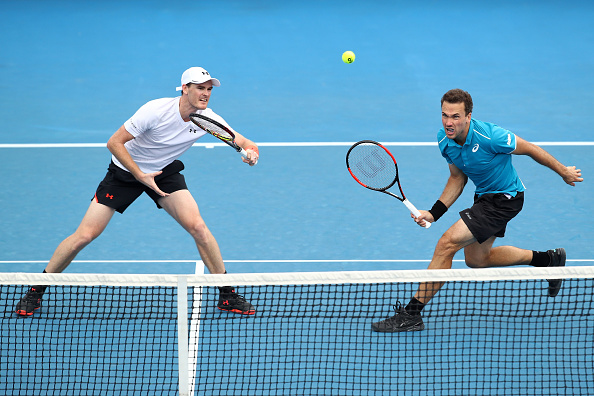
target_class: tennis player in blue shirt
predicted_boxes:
[372,88,583,333]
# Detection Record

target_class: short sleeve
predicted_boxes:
[490,125,516,154]
[202,108,234,132]
[124,101,160,137]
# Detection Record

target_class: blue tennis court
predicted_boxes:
[1,0,593,394]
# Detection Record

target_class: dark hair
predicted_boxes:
[441,89,473,115]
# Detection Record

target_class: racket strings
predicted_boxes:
[348,144,398,190]
[189,115,234,141]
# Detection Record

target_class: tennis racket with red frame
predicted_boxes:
[346,140,430,228]
[190,113,257,163]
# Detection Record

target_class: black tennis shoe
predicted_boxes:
[217,288,256,315]
[372,302,424,333]
[15,287,44,316]
[547,248,566,297]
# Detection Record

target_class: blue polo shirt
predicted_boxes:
[437,119,525,196]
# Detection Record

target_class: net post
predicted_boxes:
[177,276,190,396]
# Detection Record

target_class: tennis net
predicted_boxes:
[1,266,593,395]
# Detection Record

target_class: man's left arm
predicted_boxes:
[513,136,583,186]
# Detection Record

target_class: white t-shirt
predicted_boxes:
[112,97,230,173]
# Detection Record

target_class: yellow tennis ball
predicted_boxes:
[342,51,355,64]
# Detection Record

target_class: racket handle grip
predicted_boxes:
[240,148,258,165]
[403,199,431,229]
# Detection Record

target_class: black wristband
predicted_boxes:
[428,200,448,222]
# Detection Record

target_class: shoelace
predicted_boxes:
[227,292,248,302]
[383,302,408,325]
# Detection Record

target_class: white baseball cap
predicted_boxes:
[175,67,221,91]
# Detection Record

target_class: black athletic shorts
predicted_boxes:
[94,160,187,213]
[459,192,524,244]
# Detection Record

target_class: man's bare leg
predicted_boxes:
[45,200,116,273]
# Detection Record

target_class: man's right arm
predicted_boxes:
[438,163,468,208]
[414,164,467,226]
[106,125,169,197]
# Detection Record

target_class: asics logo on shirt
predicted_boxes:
[472,144,479,153]
[507,133,512,145]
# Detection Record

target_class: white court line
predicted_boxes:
[2,259,594,265]
[0,141,593,149]
[0,260,202,264]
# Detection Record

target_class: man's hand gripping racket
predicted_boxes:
[189,113,258,165]
[346,140,430,228]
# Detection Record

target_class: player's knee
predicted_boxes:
[70,230,99,251]
[464,254,489,268]
[465,257,482,268]
[188,221,210,244]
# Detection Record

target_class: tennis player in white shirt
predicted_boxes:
[16,67,259,316]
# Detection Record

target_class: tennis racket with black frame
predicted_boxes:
[346,140,430,228]
[190,113,256,163]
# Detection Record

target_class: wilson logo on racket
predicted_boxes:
[356,151,387,180]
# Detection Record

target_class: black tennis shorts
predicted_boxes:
[459,192,524,244]
[94,160,187,213]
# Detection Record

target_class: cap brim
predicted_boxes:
[176,78,221,91]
